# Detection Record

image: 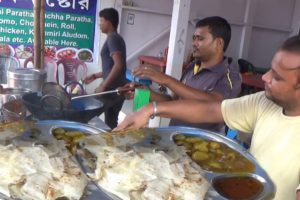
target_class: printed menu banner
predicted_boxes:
[0,0,99,63]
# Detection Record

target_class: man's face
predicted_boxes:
[192,26,220,61]
[262,50,300,107]
[99,17,109,33]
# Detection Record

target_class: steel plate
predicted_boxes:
[0,122,276,200]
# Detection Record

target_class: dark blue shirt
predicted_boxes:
[169,57,241,133]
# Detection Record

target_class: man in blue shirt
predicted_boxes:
[125,16,241,132]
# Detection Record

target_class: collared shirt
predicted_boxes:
[169,57,241,132]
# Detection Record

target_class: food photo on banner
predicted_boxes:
[0,0,100,63]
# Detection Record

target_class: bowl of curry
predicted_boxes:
[212,174,264,200]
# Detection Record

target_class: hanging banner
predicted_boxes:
[0,0,99,63]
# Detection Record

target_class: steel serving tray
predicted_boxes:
[0,120,115,200]
[0,122,276,200]
[36,120,117,200]
[155,126,276,200]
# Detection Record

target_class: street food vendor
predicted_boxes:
[115,35,300,200]
[122,16,241,133]
[84,8,127,129]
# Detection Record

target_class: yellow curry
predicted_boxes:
[174,134,255,173]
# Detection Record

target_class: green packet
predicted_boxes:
[133,88,150,111]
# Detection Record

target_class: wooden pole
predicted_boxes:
[33,0,42,69]
[40,0,45,68]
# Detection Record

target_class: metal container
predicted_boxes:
[7,68,47,92]
[0,55,20,84]
[0,87,31,108]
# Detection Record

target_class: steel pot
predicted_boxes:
[7,68,47,92]
[0,87,31,108]
[0,55,20,84]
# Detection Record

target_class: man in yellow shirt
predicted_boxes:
[116,35,300,199]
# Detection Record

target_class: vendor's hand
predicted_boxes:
[117,82,144,100]
[133,65,168,85]
[114,105,152,130]
[84,72,102,84]
[95,84,106,93]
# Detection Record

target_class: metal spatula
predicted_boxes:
[71,87,134,100]
[71,89,120,100]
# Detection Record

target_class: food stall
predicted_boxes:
[0,0,277,199]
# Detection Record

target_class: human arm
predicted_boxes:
[117,82,144,100]
[132,66,173,101]
[117,82,172,101]
[133,66,224,101]
[114,99,224,130]
[83,72,103,84]
[149,89,173,102]
[95,52,124,93]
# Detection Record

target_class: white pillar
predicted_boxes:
[165,0,191,80]
[238,0,258,59]
[290,0,300,36]
[153,0,191,127]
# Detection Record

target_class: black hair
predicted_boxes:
[280,35,300,53]
[99,8,119,29]
[196,16,231,52]
[280,36,300,84]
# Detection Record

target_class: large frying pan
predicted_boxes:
[22,92,105,123]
